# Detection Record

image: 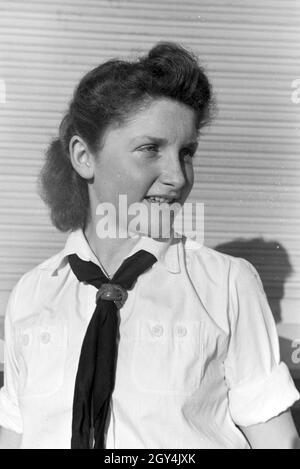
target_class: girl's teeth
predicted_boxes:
[147,196,170,203]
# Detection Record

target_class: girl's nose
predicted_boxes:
[159,153,187,191]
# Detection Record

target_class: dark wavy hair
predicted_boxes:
[38,42,213,232]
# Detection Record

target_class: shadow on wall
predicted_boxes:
[215,237,292,324]
[215,237,300,432]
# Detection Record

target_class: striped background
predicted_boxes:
[0,0,300,377]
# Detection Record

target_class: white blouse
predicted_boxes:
[0,229,298,449]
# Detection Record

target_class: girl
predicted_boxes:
[0,42,299,449]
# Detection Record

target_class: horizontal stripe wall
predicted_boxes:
[0,0,300,370]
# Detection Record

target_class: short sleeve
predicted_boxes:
[0,285,23,433]
[224,257,300,427]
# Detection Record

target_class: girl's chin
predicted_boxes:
[126,200,179,239]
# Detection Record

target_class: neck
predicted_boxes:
[84,220,141,278]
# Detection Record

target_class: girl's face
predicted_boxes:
[88,97,198,238]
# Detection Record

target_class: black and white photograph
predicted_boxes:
[0,0,300,451]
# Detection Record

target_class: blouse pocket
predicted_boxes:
[131,319,204,396]
[15,320,68,397]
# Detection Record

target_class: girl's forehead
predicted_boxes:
[130,97,195,121]
[98,98,198,150]
[115,98,197,138]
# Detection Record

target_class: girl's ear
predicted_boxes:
[69,135,95,179]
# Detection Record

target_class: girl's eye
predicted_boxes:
[138,145,158,153]
[136,145,196,158]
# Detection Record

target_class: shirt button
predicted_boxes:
[151,325,164,338]
[175,325,187,337]
[40,331,51,344]
[21,334,29,346]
